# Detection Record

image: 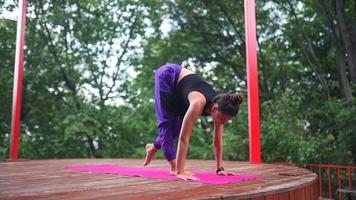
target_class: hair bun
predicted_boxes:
[230,93,243,105]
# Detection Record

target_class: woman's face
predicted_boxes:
[211,105,234,125]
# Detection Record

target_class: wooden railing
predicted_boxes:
[274,162,356,200]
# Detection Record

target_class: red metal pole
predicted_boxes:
[9,0,27,160]
[337,168,342,200]
[328,167,332,199]
[348,168,352,190]
[244,0,261,164]
[319,166,323,197]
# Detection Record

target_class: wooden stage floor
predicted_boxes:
[0,159,318,200]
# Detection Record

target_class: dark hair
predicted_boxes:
[212,93,243,116]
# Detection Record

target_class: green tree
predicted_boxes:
[0,18,16,159]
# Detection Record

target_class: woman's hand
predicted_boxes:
[171,170,195,176]
[176,171,199,181]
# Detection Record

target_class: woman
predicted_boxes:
[144,63,243,181]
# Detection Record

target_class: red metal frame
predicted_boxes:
[244,0,262,164]
[9,0,27,160]
[9,0,263,162]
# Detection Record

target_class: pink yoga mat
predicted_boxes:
[64,164,257,184]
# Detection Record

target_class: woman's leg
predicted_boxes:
[166,119,183,174]
[144,64,182,166]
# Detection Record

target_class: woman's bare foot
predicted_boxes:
[168,159,177,175]
[176,171,199,181]
[143,143,157,166]
[170,169,177,175]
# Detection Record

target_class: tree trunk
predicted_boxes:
[336,0,356,84]
[288,1,331,99]
[336,44,353,101]
[318,0,355,99]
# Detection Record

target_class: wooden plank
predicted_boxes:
[250,197,265,200]
[266,194,279,200]
[289,187,306,200]
[314,179,319,200]
[305,182,314,200]
[278,192,290,200]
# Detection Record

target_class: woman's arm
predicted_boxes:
[213,123,224,169]
[176,92,205,180]
[213,123,239,176]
